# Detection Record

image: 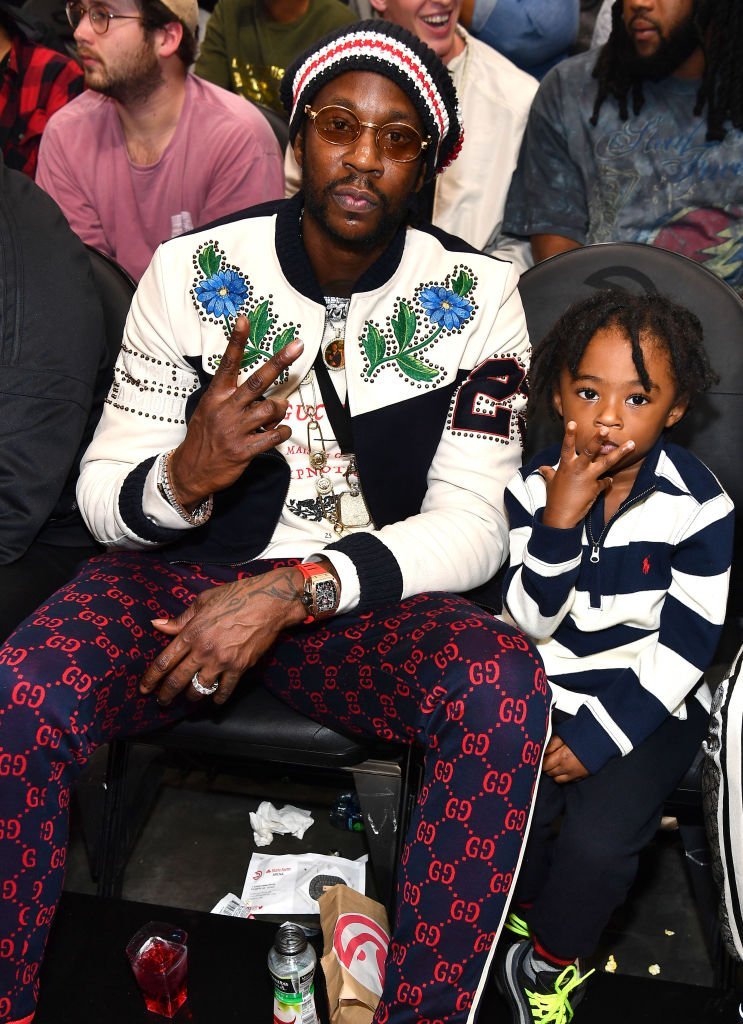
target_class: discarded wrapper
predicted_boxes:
[319,885,390,1024]
[241,853,365,915]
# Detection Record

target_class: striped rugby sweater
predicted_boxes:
[502,437,734,774]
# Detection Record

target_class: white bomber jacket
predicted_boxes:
[78,196,530,612]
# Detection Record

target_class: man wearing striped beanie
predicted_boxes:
[0,21,548,1024]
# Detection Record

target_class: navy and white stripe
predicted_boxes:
[502,438,734,774]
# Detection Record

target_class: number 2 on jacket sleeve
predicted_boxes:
[450,357,528,441]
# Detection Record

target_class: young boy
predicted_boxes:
[499,291,735,1022]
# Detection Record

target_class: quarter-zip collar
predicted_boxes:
[588,435,665,540]
[584,436,668,605]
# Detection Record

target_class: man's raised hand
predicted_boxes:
[168,316,303,509]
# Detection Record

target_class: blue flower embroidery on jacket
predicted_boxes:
[190,241,297,373]
[195,269,249,318]
[362,267,477,385]
[419,286,473,331]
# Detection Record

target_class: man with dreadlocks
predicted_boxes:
[502,0,743,293]
[0,21,550,1024]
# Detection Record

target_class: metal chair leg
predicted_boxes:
[350,753,410,911]
[97,739,131,899]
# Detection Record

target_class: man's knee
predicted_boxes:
[441,613,548,704]
[430,613,550,760]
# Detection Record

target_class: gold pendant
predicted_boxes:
[323,336,345,370]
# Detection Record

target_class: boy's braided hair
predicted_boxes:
[590,0,743,141]
[528,290,718,420]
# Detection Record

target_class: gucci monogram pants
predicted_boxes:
[0,552,549,1024]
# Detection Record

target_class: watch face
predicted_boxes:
[314,578,338,614]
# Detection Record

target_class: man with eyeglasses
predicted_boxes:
[0,22,549,1024]
[35,0,284,281]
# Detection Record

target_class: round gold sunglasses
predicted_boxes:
[304,104,429,163]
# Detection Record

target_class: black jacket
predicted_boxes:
[0,157,110,560]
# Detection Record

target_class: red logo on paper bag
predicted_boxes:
[333,912,389,996]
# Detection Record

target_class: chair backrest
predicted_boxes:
[518,242,743,611]
[19,0,75,54]
[85,245,136,366]
[252,100,290,154]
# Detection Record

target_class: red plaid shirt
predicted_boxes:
[0,32,83,178]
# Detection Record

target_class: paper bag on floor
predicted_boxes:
[319,885,390,1024]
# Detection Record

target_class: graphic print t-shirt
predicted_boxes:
[503,50,743,292]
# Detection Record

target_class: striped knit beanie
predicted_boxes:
[280,20,463,178]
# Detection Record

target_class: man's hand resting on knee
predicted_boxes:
[141,567,312,706]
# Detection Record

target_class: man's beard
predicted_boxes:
[82,37,164,104]
[623,9,701,81]
[302,169,412,253]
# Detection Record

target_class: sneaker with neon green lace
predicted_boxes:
[497,939,594,1024]
[504,911,531,940]
[490,910,532,990]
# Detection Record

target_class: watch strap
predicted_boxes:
[296,561,338,623]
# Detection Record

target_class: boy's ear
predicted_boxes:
[369,0,387,12]
[552,388,564,419]
[665,396,689,429]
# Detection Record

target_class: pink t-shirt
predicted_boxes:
[36,74,284,280]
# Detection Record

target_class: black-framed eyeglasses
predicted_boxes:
[304,104,429,164]
[65,0,144,33]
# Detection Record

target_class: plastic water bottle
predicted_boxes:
[329,790,364,832]
[267,922,319,1024]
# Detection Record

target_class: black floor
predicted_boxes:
[38,892,742,1024]
[53,745,739,1021]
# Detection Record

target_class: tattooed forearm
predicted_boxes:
[251,569,304,604]
[142,566,322,703]
[188,572,303,630]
